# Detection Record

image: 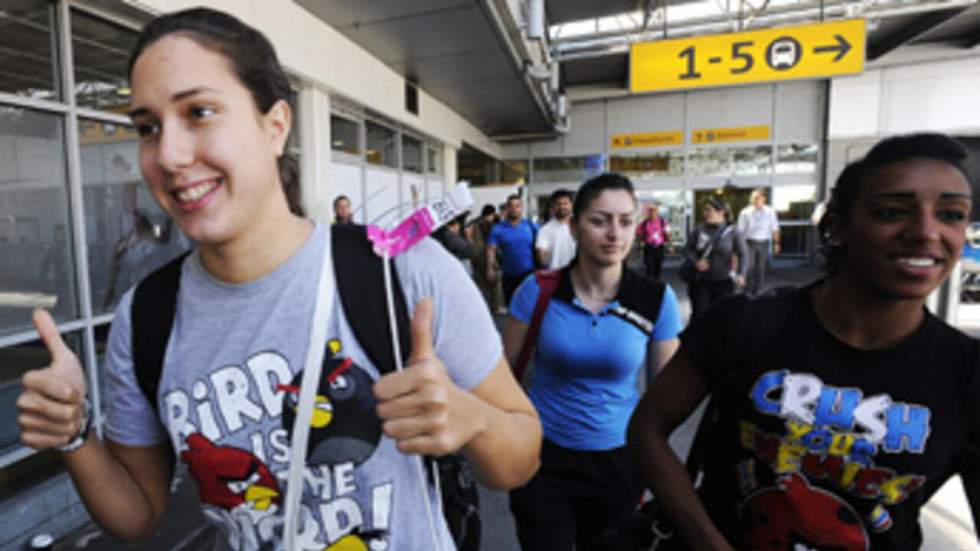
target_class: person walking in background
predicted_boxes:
[487,194,538,305]
[682,197,748,319]
[469,204,505,312]
[636,202,670,280]
[536,189,576,270]
[503,173,682,550]
[434,213,474,275]
[737,188,780,296]
[333,194,353,225]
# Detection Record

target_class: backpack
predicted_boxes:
[131,224,480,551]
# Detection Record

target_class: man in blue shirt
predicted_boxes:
[487,194,539,305]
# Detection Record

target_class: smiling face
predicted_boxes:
[831,157,972,301]
[571,189,637,268]
[129,35,291,248]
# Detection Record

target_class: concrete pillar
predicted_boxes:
[443,144,458,195]
[298,85,332,223]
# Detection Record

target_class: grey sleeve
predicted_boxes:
[103,290,169,446]
[396,237,503,391]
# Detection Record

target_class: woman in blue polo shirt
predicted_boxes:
[502,173,683,550]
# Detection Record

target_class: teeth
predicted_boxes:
[897,257,935,267]
[175,180,218,203]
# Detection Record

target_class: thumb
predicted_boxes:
[33,309,72,364]
[408,298,436,363]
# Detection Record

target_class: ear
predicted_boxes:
[824,213,847,247]
[263,99,292,157]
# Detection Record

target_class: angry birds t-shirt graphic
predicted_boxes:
[281,340,383,467]
[740,472,869,551]
[181,433,281,513]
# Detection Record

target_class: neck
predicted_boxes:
[810,273,925,350]
[554,216,570,224]
[507,217,521,226]
[198,203,313,284]
[570,258,622,304]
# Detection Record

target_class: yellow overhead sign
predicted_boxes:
[610,131,683,149]
[631,19,864,93]
[692,125,770,144]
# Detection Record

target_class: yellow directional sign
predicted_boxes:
[692,125,770,144]
[631,19,864,93]
[610,131,683,149]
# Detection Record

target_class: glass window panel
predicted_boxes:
[610,151,684,178]
[330,115,360,156]
[79,120,190,316]
[0,0,59,100]
[776,143,818,173]
[402,135,423,173]
[500,160,527,185]
[771,184,816,220]
[0,108,76,335]
[689,147,771,176]
[532,155,603,183]
[733,146,772,175]
[778,224,813,257]
[688,148,734,176]
[365,121,396,168]
[70,9,138,112]
[426,147,441,174]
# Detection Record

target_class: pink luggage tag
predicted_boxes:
[367,184,473,258]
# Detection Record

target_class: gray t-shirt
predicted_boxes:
[104,223,502,550]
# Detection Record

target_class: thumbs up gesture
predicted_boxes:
[17,309,89,450]
[374,299,485,456]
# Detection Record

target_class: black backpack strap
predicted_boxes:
[132,251,191,417]
[331,224,411,374]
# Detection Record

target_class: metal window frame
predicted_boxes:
[0,0,143,468]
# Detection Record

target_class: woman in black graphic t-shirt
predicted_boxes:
[629,133,980,551]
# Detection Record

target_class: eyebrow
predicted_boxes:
[871,192,972,200]
[127,86,221,119]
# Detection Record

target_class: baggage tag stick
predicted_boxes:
[370,184,473,551]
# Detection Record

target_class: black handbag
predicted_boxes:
[680,225,731,284]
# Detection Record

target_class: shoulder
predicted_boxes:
[618,268,667,320]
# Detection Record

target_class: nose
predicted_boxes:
[155,121,194,173]
[903,207,941,243]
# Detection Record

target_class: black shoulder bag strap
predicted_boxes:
[132,251,191,418]
[330,224,411,373]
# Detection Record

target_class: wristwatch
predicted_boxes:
[56,400,92,453]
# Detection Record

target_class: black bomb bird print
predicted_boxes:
[281,340,382,466]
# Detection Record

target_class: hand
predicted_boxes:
[17,309,88,450]
[773,242,781,255]
[695,260,710,272]
[374,299,485,456]
[734,275,746,288]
